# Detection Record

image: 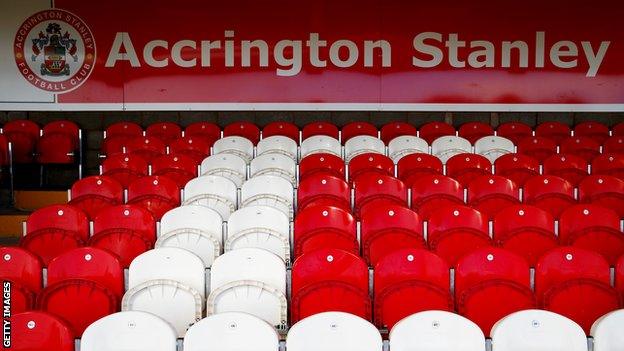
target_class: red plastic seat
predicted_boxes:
[145,122,182,144]
[0,134,9,167]
[374,249,453,329]
[124,135,167,162]
[348,153,394,183]
[410,174,464,220]
[302,121,339,140]
[455,247,535,336]
[11,311,75,351]
[102,122,143,155]
[168,135,213,163]
[223,121,260,145]
[2,120,39,163]
[101,154,149,188]
[523,175,576,219]
[543,154,589,186]
[517,136,558,162]
[535,121,571,144]
[493,205,557,266]
[36,120,79,164]
[579,175,624,217]
[428,205,491,266]
[418,121,455,144]
[151,154,198,188]
[535,246,622,334]
[380,121,417,144]
[496,121,533,144]
[559,204,623,265]
[591,153,624,181]
[458,122,495,144]
[446,153,492,187]
[560,136,601,162]
[574,121,610,144]
[614,121,624,136]
[184,121,221,140]
[299,153,345,181]
[0,247,42,314]
[127,175,180,221]
[38,247,123,335]
[341,121,378,144]
[20,205,89,265]
[262,121,300,143]
[68,175,124,220]
[617,255,624,295]
[494,153,540,186]
[294,205,357,257]
[297,174,350,213]
[467,175,520,219]
[397,153,443,187]
[90,204,156,267]
[291,248,370,322]
[361,203,424,266]
[354,173,407,218]
[603,135,624,154]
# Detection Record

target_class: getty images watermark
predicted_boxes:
[2,281,10,348]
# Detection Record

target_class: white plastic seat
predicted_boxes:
[388,136,429,163]
[300,135,341,159]
[226,205,290,263]
[286,312,383,351]
[156,205,223,268]
[475,136,515,163]
[389,311,485,351]
[257,135,298,160]
[344,135,385,162]
[207,248,287,330]
[250,153,297,185]
[241,175,293,219]
[184,312,280,351]
[81,311,177,351]
[200,153,247,187]
[183,175,238,220]
[122,247,206,337]
[431,135,472,164]
[591,309,624,351]
[490,309,587,351]
[213,136,254,164]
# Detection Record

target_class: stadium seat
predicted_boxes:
[467,175,520,219]
[257,135,298,160]
[200,153,247,187]
[302,121,339,140]
[250,153,297,185]
[38,247,123,335]
[0,247,42,314]
[523,175,576,219]
[2,119,39,163]
[127,175,180,221]
[494,153,540,186]
[213,136,254,163]
[184,312,280,351]
[613,121,624,136]
[68,175,124,219]
[602,135,624,154]
[559,204,623,265]
[496,121,533,144]
[20,204,89,265]
[374,249,453,329]
[223,121,261,145]
[168,135,212,163]
[492,205,556,267]
[428,204,491,266]
[156,205,223,268]
[123,247,205,337]
[300,135,342,159]
[431,135,472,164]
[102,121,143,157]
[361,203,424,266]
[90,204,156,267]
[574,121,610,144]
[294,205,357,257]
[183,175,238,220]
[11,311,75,351]
[591,309,624,351]
[341,121,378,144]
[617,255,624,294]
[490,309,587,351]
[297,174,350,213]
[344,135,385,162]
[578,175,624,218]
[125,136,167,162]
[535,121,571,144]
[262,121,300,143]
[458,121,495,144]
[348,152,394,183]
[397,153,443,187]
[226,205,290,263]
[446,153,492,187]
[389,310,485,351]
[543,152,588,180]
[207,248,287,330]
[535,246,621,334]
[291,249,370,322]
[455,247,535,336]
[517,136,558,162]
[36,120,80,164]
[474,135,515,163]
[151,154,198,187]
[81,311,178,351]
[592,153,624,180]
[381,121,417,144]
[387,135,429,163]
[184,121,221,140]
[0,134,9,167]
[354,173,407,218]
[241,175,294,219]
[100,154,149,188]
[410,174,464,219]
[418,121,456,144]
[299,153,345,180]
[286,312,382,351]
[560,136,601,162]
[145,122,182,144]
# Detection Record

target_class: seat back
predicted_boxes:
[200,153,247,187]
[262,121,299,143]
[223,121,260,145]
[11,311,75,351]
[183,175,238,220]
[213,136,254,163]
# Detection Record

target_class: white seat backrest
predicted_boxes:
[184,312,280,351]
[200,154,247,187]
[286,312,383,351]
[213,136,254,163]
[210,248,286,293]
[241,175,293,218]
[431,136,472,164]
[226,206,290,262]
[591,309,624,351]
[257,135,298,160]
[81,311,177,351]
[300,135,341,159]
[250,153,297,185]
[475,136,515,163]
[389,310,485,351]
[183,175,238,220]
[388,136,429,163]
[490,309,587,351]
[344,135,385,162]
[128,247,206,299]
